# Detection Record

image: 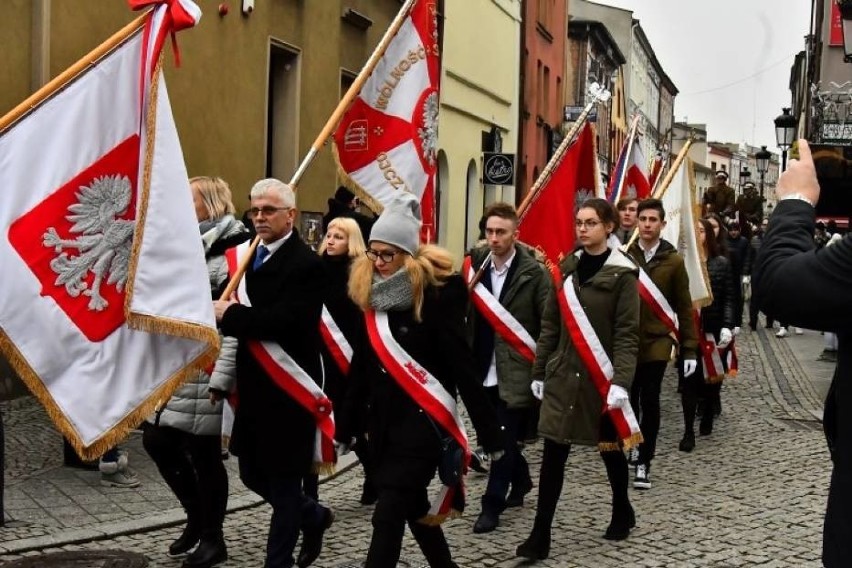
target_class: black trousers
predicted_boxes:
[142,424,228,539]
[629,361,668,466]
[482,387,531,513]
[366,486,456,568]
[678,361,722,432]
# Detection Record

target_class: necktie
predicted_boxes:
[253,245,270,271]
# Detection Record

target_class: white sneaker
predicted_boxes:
[633,464,651,490]
[101,469,141,488]
[794,327,804,335]
[776,328,789,338]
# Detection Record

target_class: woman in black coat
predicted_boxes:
[336,193,504,568]
[679,218,735,452]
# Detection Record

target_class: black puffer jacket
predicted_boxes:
[701,255,736,335]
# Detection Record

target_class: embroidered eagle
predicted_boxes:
[42,174,136,311]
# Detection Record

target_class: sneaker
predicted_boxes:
[776,328,788,338]
[794,327,804,335]
[633,464,651,490]
[818,350,838,362]
[101,469,141,488]
[469,447,490,474]
[626,446,639,469]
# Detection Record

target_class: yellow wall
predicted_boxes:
[438,0,521,256]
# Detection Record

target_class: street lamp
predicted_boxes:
[774,107,797,171]
[755,145,771,200]
[838,0,852,63]
[739,166,751,195]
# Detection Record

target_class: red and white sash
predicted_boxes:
[694,310,727,384]
[550,266,643,449]
[637,268,679,339]
[365,309,468,523]
[319,305,353,375]
[224,243,336,473]
[462,255,537,363]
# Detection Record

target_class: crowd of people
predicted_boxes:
[57,144,844,568]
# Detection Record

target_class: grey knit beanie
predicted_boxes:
[370,192,421,255]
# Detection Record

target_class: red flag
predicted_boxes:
[607,139,650,203]
[333,0,440,242]
[518,123,599,262]
[649,152,664,189]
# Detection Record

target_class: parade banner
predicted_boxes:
[0,2,218,460]
[333,0,440,242]
[607,117,650,203]
[517,123,599,263]
[659,159,712,306]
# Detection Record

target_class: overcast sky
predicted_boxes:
[599,0,812,152]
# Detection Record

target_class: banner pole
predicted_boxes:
[611,115,641,204]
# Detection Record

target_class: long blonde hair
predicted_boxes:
[318,217,367,259]
[348,244,455,322]
[189,176,235,220]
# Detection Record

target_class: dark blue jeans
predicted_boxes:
[482,387,531,512]
[239,456,325,568]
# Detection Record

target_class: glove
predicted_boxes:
[718,328,733,349]
[531,380,544,401]
[742,275,751,284]
[606,384,629,410]
[334,438,355,456]
[733,326,741,336]
[683,359,698,378]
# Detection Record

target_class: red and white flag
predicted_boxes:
[517,123,600,263]
[333,0,440,242]
[0,2,217,460]
[607,138,651,203]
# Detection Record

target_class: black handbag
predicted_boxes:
[427,415,465,486]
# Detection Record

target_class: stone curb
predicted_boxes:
[0,455,359,555]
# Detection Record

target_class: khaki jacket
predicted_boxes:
[533,249,639,446]
[627,239,698,363]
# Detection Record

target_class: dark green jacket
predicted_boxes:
[627,239,698,363]
[533,249,639,446]
[467,245,549,408]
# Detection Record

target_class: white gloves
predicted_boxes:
[733,326,741,336]
[742,275,751,284]
[683,359,697,377]
[718,328,733,349]
[334,438,355,456]
[606,384,629,410]
[531,380,544,400]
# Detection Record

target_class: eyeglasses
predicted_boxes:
[366,249,399,263]
[247,206,290,218]
[574,219,602,229]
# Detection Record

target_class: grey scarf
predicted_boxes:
[370,268,413,312]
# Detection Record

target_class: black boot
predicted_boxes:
[169,522,201,558]
[679,430,695,452]
[506,477,533,508]
[473,494,503,534]
[699,412,714,436]
[603,502,636,541]
[516,525,550,560]
[410,521,456,567]
[600,450,634,540]
[182,533,227,568]
[360,480,378,506]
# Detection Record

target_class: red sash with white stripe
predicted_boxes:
[224,243,336,473]
[462,255,537,363]
[694,310,726,384]
[365,309,468,523]
[637,268,679,339]
[549,265,643,449]
[320,305,353,375]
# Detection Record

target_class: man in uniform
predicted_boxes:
[467,202,549,534]
[736,181,763,225]
[626,198,698,488]
[703,171,736,218]
[213,178,332,568]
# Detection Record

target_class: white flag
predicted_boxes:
[660,158,712,306]
[0,5,217,459]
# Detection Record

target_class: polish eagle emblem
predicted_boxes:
[42,174,136,311]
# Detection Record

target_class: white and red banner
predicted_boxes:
[462,256,536,363]
[551,267,643,449]
[365,309,468,522]
[607,128,650,204]
[0,2,218,459]
[333,0,440,242]
[225,243,337,472]
[518,123,600,263]
[660,158,711,306]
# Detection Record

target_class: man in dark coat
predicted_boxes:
[736,181,763,225]
[726,221,750,332]
[213,178,331,568]
[322,186,374,240]
[703,171,735,218]
[754,140,852,568]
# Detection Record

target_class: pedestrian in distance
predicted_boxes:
[465,202,549,534]
[625,198,698,490]
[211,178,332,568]
[517,198,640,560]
[143,176,249,567]
[322,186,375,241]
[336,192,505,568]
[753,139,852,568]
[613,197,638,244]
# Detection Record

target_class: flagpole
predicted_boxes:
[219,0,417,301]
[623,136,694,251]
[611,115,641,204]
[0,14,148,133]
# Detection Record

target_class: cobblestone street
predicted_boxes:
[0,325,833,566]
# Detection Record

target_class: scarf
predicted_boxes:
[200,214,239,253]
[370,268,413,312]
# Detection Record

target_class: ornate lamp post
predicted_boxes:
[755,145,771,201]
[838,0,852,63]
[739,166,751,196]
[774,108,797,171]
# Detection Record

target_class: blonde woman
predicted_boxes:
[336,193,504,568]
